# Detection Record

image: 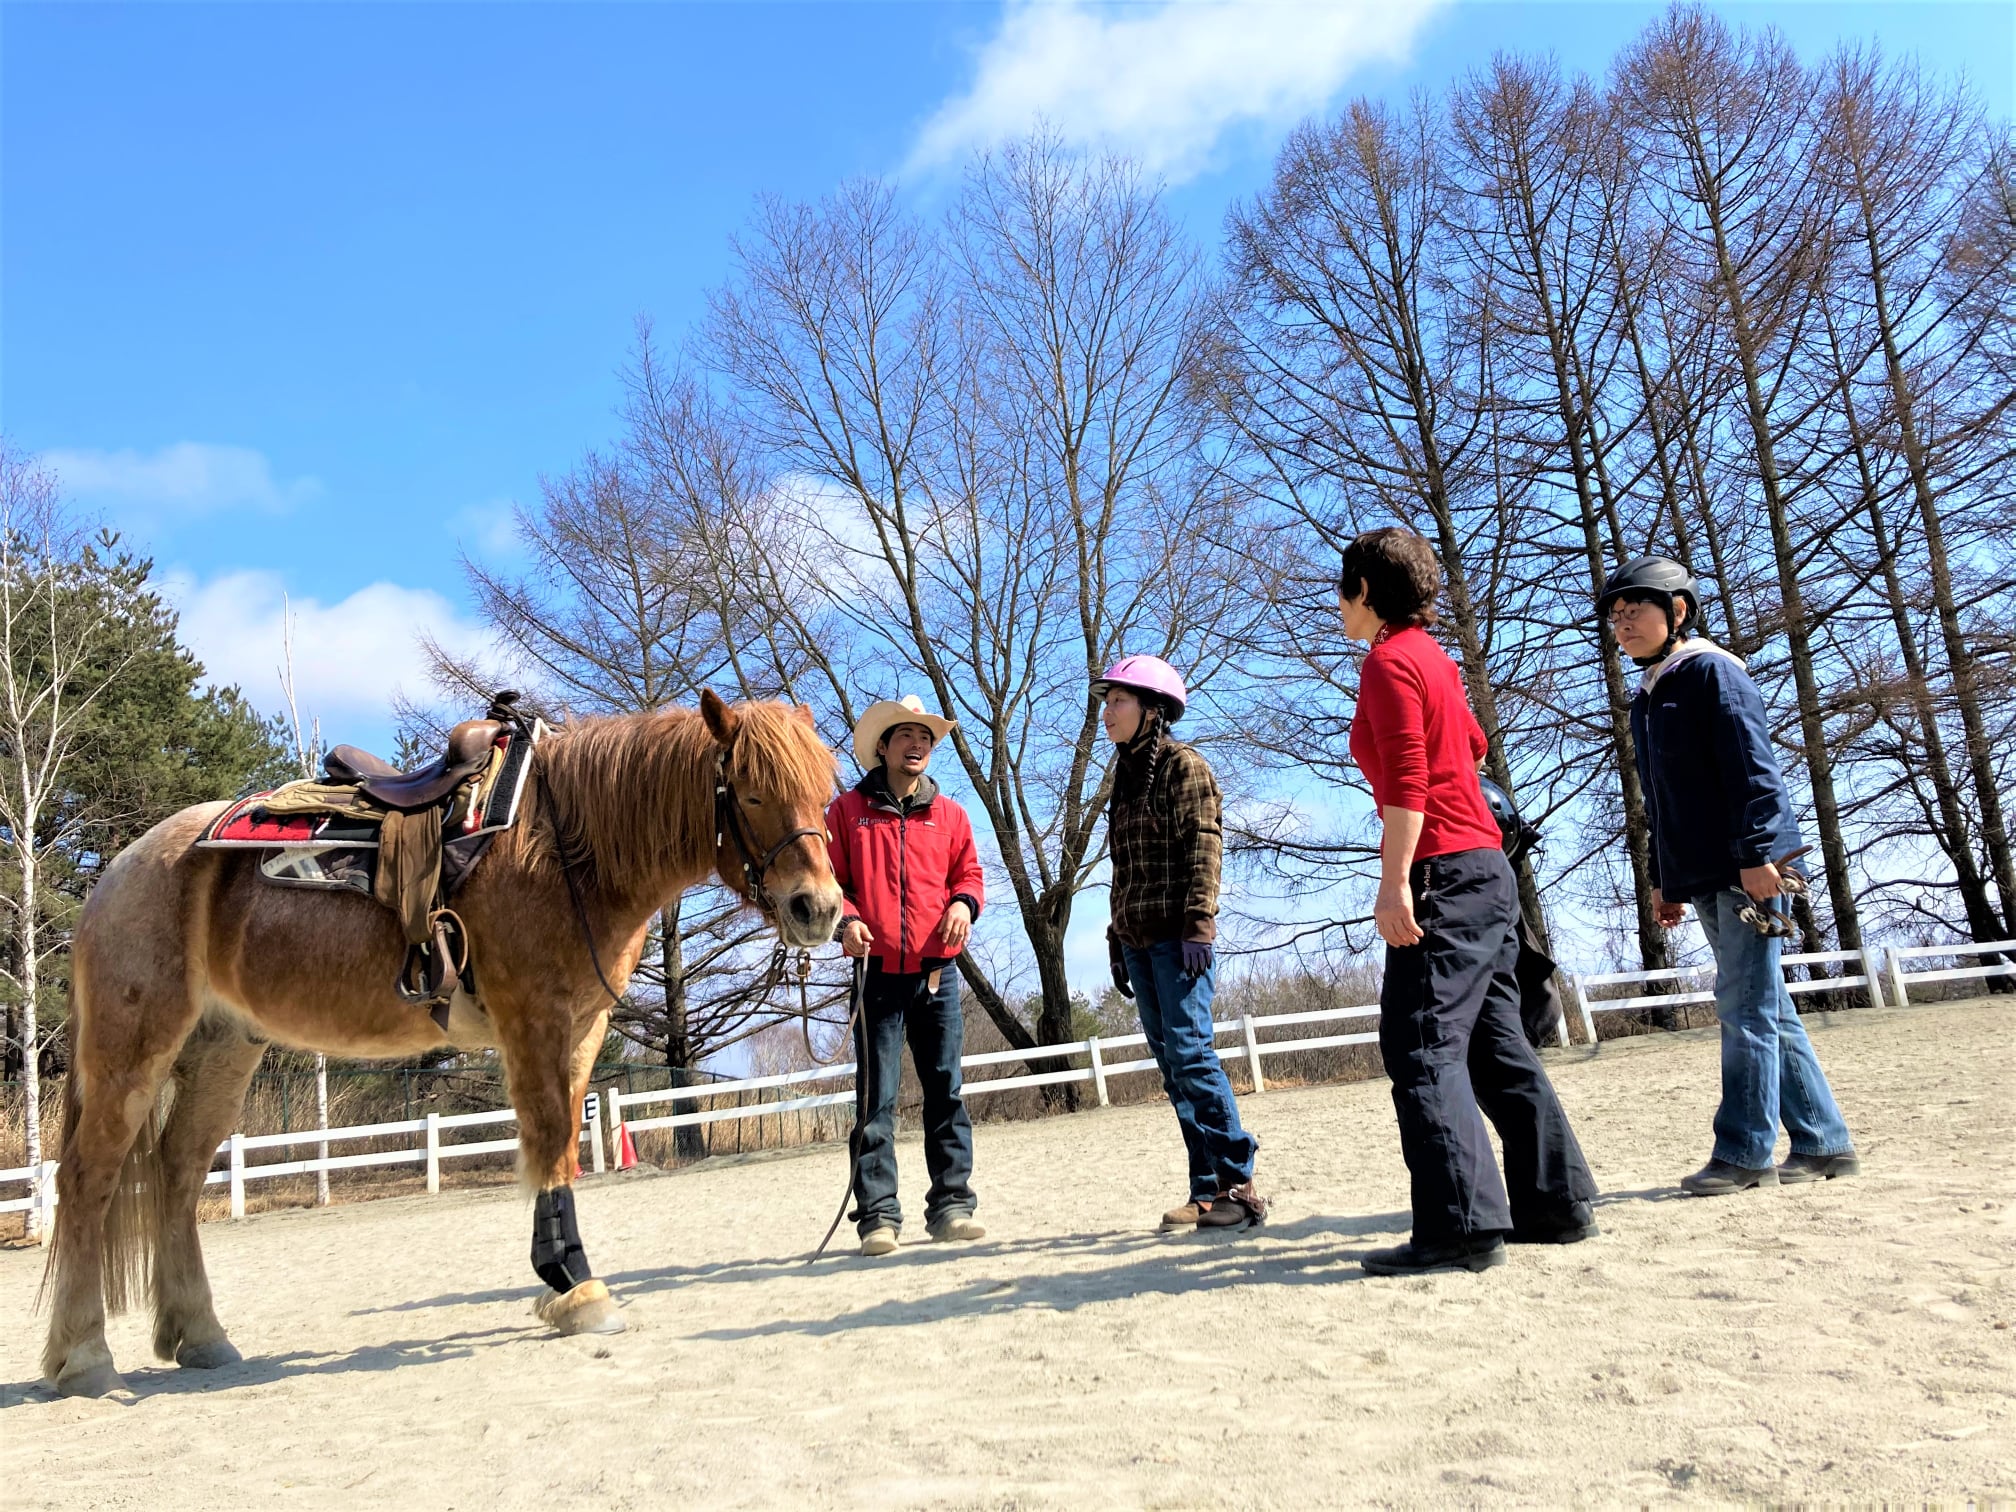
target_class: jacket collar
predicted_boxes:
[859,765,939,815]
[1639,635,1745,695]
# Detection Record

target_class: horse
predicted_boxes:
[39,691,843,1398]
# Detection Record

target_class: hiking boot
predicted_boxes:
[1680,1159,1779,1196]
[1508,1201,1600,1245]
[1160,1199,1213,1231]
[859,1227,900,1257]
[1363,1234,1507,1276]
[1778,1151,1859,1184]
[1196,1182,1269,1230]
[927,1214,986,1242]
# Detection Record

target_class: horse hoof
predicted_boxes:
[176,1338,243,1370]
[535,1278,626,1337]
[54,1354,125,1399]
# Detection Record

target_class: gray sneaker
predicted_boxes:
[1778,1151,1859,1183]
[1680,1159,1779,1196]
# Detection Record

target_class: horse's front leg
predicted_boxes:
[496,997,624,1337]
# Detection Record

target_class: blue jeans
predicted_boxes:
[1122,941,1257,1198]
[850,966,976,1235]
[1696,889,1854,1168]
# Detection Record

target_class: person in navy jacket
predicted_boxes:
[826,695,987,1255]
[1600,557,1858,1196]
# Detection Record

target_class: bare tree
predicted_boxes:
[710,138,1250,1065]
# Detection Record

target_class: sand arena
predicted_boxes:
[3,997,2010,1508]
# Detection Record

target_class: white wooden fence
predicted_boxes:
[6,938,2010,1237]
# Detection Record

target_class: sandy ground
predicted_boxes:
[2,998,2011,1509]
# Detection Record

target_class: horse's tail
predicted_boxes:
[37,955,165,1326]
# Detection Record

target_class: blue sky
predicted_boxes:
[6,0,2011,990]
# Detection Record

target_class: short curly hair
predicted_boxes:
[1338,527,1441,629]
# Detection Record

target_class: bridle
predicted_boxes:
[713,748,826,916]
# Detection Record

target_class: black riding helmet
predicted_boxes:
[1597,556,1701,664]
[1479,777,1543,867]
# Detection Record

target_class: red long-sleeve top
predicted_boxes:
[1349,625,1503,861]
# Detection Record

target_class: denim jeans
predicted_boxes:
[1122,941,1257,1198]
[850,966,976,1235]
[1379,847,1596,1242]
[1695,888,1854,1169]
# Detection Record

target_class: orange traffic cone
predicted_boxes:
[615,1124,638,1171]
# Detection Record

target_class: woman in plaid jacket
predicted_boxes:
[1096,655,1269,1232]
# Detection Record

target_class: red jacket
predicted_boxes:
[826,771,985,975]
[1349,625,1503,861]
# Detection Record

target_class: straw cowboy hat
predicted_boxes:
[852,694,956,770]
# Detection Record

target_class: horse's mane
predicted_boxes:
[517,702,837,895]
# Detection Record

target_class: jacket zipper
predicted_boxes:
[896,809,909,971]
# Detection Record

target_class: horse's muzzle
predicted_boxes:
[776,884,844,949]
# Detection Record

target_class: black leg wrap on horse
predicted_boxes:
[531,1187,591,1294]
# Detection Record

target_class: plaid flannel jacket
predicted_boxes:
[1107,733,1222,947]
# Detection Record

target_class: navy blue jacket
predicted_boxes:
[1630,645,1801,905]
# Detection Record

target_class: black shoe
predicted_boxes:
[1362,1235,1507,1276]
[1778,1151,1859,1184]
[1680,1158,1779,1196]
[1508,1202,1599,1244]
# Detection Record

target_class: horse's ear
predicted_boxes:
[790,703,816,730]
[700,689,739,747]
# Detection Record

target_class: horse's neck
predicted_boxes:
[536,725,717,914]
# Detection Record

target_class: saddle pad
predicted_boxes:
[457,719,543,838]
[199,793,383,849]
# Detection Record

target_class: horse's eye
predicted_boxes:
[742,795,763,807]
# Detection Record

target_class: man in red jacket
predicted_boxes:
[827,695,987,1257]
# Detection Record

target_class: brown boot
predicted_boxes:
[1160,1198,1212,1230]
[1197,1182,1269,1230]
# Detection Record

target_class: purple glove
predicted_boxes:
[1108,931,1134,1000]
[1181,940,1213,978]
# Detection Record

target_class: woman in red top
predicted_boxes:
[1340,528,1595,1277]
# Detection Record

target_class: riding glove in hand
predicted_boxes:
[1108,930,1134,1000]
[1181,940,1213,978]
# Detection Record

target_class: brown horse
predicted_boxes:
[40,691,842,1397]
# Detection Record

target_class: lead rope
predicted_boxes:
[809,953,870,1262]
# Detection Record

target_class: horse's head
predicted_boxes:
[700,690,845,949]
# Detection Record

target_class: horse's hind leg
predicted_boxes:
[42,997,198,1396]
[151,1011,267,1369]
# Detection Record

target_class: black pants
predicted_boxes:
[1379,847,1595,1242]
[850,965,976,1235]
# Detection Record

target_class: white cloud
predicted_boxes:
[447,498,523,558]
[38,442,320,519]
[909,0,1449,182]
[162,569,497,733]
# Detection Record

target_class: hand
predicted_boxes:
[938,900,973,951]
[1108,932,1133,1000]
[1739,862,1782,903]
[1652,887,1685,928]
[840,919,873,958]
[1374,879,1423,947]
[1180,940,1214,978]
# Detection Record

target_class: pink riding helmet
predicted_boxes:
[1091,654,1189,721]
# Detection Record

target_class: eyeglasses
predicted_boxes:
[1605,601,1662,626]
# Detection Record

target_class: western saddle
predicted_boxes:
[322,718,504,811]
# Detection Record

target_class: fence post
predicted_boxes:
[605,1089,624,1169]
[585,1093,605,1174]
[1086,1037,1110,1108]
[1887,947,1910,1008]
[1570,975,1599,1046]
[1858,947,1887,1010]
[228,1133,246,1220]
[36,1160,57,1247]
[425,1112,441,1194]
[1242,1015,1266,1094]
